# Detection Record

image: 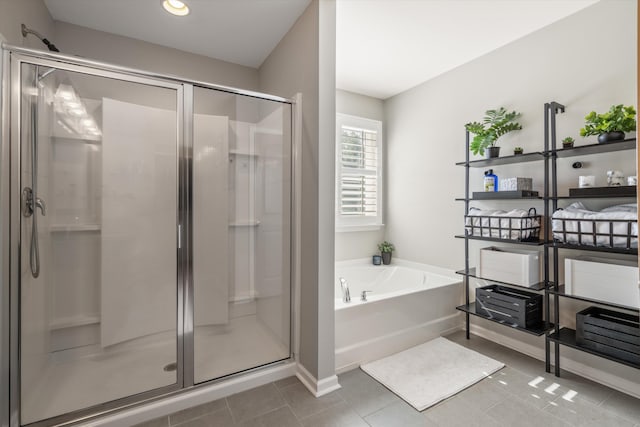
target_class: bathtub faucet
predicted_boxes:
[339,277,351,303]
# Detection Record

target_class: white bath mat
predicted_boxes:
[360,337,504,411]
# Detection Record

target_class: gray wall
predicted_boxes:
[259,0,336,381]
[335,89,385,261]
[54,21,259,90]
[384,0,640,393]
[0,0,55,48]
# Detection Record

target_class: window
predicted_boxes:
[335,114,383,231]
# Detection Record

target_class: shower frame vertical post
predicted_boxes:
[0,47,6,427]
[0,46,14,427]
[181,84,194,388]
[8,51,23,427]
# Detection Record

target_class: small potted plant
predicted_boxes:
[579,104,636,144]
[513,147,523,155]
[465,107,523,159]
[562,137,574,148]
[377,241,395,265]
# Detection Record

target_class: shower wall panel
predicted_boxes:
[193,113,229,327]
[101,98,177,347]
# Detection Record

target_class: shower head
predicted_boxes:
[21,24,60,52]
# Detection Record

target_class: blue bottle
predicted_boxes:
[484,169,498,192]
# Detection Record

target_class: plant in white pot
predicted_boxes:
[465,107,523,158]
[377,241,395,265]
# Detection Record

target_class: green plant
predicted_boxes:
[465,107,522,156]
[514,146,523,151]
[562,137,575,144]
[377,241,395,253]
[579,104,636,137]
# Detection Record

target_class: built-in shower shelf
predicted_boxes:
[52,135,102,143]
[50,224,101,232]
[50,315,100,331]
[229,150,259,157]
[229,221,260,227]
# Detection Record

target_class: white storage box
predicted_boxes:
[478,246,541,287]
[565,256,639,309]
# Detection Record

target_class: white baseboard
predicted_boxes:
[469,324,640,399]
[296,363,341,397]
[87,362,297,426]
[335,313,463,374]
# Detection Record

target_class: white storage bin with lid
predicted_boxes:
[478,246,541,287]
[565,256,639,309]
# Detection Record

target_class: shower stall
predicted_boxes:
[0,45,294,426]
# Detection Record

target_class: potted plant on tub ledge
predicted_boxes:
[465,107,523,159]
[378,241,395,265]
[580,104,636,144]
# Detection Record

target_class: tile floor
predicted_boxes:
[136,331,640,427]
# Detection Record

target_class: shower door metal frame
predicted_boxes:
[1,44,297,427]
[6,50,187,427]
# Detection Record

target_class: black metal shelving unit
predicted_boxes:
[456,129,553,339]
[542,102,638,375]
[458,103,639,374]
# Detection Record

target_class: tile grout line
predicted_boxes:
[223,396,237,426]
[272,380,305,426]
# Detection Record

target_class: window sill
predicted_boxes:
[335,224,385,233]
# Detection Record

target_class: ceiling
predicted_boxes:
[43,0,312,68]
[337,0,599,99]
[44,0,599,99]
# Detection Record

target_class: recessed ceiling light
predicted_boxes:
[162,0,189,16]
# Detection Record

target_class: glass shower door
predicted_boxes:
[18,62,181,424]
[192,87,292,383]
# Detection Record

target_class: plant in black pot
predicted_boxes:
[561,137,574,148]
[579,104,636,144]
[465,107,522,159]
[377,241,395,265]
[513,147,523,155]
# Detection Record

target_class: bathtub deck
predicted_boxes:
[135,331,640,427]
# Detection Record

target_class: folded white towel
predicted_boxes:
[466,207,540,240]
[552,202,637,248]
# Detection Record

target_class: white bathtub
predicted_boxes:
[334,259,463,372]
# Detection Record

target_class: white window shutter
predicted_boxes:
[336,114,383,231]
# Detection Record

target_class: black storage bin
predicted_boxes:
[475,284,542,328]
[576,307,640,364]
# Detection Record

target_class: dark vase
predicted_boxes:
[485,146,500,159]
[562,142,573,149]
[381,252,392,265]
[598,131,625,144]
[513,150,523,156]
